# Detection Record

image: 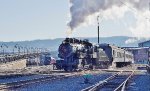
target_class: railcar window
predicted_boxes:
[116,52,118,57]
[125,54,127,58]
[116,52,121,58]
[113,50,115,55]
[122,53,124,58]
[125,54,132,58]
[119,52,121,58]
[117,52,119,57]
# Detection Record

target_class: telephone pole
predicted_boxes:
[148,0,150,66]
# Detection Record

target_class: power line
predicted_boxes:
[119,0,150,21]
[149,1,150,15]
[149,0,150,11]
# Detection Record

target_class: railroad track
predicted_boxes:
[81,71,134,91]
[0,75,67,90]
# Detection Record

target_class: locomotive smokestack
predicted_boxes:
[97,16,100,44]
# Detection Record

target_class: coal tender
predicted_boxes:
[56,38,110,71]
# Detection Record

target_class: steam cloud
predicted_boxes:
[68,0,150,39]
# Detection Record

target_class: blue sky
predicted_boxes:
[0,0,137,41]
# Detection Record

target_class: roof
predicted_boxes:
[139,40,150,44]
[123,47,149,50]
[99,43,123,50]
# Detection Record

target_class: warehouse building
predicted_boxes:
[139,40,150,47]
[123,40,150,65]
[124,47,150,64]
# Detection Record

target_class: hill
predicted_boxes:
[0,36,142,52]
[1,36,147,58]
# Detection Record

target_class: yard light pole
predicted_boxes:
[24,46,29,55]
[31,47,35,54]
[14,44,22,56]
[1,44,8,56]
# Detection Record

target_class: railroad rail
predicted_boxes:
[146,65,150,73]
[81,71,134,91]
[0,75,68,90]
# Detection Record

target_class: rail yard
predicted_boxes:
[0,69,149,91]
[0,37,146,91]
[0,37,149,91]
[0,0,150,90]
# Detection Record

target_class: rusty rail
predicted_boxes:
[81,72,122,91]
[81,71,134,91]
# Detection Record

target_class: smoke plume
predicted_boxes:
[68,0,149,33]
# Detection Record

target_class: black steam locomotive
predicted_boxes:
[56,38,110,71]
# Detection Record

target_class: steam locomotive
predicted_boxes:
[56,38,109,71]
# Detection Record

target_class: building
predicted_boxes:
[40,53,55,65]
[124,47,150,64]
[139,40,150,47]
[138,40,150,65]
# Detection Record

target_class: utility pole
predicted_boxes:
[1,44,8,57]
[148,0,150,66]
[14,44,21,56]
[148,49,150,65]
[97,16,100,44]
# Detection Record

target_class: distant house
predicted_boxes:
[139,40,150,47]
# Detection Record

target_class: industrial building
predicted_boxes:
[124,47,150,64]
[138,40,150,47]
[124,40,150,65]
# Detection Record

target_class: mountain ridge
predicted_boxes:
[0,36,146,52]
